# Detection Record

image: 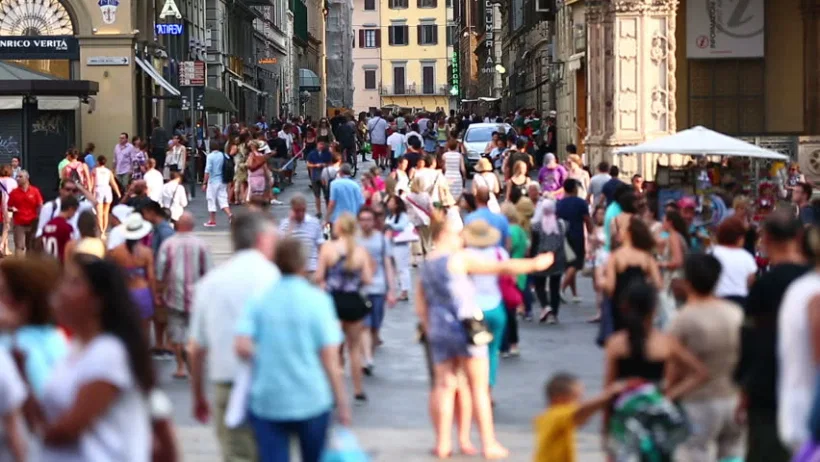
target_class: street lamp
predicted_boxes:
[495,64,507,74]
[299,90,311,115]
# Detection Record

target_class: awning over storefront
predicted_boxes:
[203,87,238,113]
[135,57,181,97]
[0,62,53,80]
[568,52,585,72]
[231,78,262,95]
[37,96,80,110]
[299,68,321,92]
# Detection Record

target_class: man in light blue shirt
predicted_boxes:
[235,236,349,459]
[464,186,510,249]
[202,140,231,227]
[326,164,364,225]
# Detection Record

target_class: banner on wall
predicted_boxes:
[686,0,764,58]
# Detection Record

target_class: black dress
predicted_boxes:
[611,265,649,332]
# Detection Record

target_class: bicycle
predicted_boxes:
[344,144,359,177]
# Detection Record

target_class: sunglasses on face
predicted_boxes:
[63,187,77,193]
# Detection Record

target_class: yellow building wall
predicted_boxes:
[379,0,449,111]
[674,0,804,134]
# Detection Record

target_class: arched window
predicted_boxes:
[0,0,75,36]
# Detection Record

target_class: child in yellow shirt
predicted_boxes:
[533,373,626,462]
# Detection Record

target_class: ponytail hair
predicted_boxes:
[334,213,358,271]
[126,239,139,255]
[621,281,658,360]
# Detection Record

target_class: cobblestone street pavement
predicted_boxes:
[161,163,607,461]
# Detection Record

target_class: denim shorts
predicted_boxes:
[363,294,386,329]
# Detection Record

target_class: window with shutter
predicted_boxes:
[364,70,377,89]
[389,25,408,45]
[390,0,408,8]
[364,29,377,47]
[393,67,406,95]
[418,0,436,7]
[419,24,437,45]
[422,66,435,94]
[375,30,381,47]
[364,0,375,10]
[358,30,364,48]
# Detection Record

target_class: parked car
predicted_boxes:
[460,123,515,175]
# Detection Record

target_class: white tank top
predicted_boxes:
[95,167,112,190]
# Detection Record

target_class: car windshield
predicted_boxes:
[465,126,506,143]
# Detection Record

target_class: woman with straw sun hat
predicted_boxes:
[471,158,501,213]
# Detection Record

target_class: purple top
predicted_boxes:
[114,142,135,175]
[538,165,568,196]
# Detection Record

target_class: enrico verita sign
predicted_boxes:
[0,36,79,60]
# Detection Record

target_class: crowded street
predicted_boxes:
[171,163,607,461]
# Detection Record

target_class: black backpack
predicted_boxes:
[222,153,235,184]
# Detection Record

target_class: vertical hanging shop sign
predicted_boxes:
[450,51,460,97]
[484,1,495,71]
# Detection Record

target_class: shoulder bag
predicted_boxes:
[497,249,523,312]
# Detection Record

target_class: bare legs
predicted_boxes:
[432,360,458,457]
[462,357,508,459]
[96,201,111,235]
[342,320,365,397]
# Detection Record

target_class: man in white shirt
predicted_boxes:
[279,194,324,280]
[367,110,390,169]
[189,211,280,462]
[587,161,612,207]
[387,128,407,169]
[35,178,95,240]
[277,124,294,153]
[405,123,422,147]
[144,158,165,203]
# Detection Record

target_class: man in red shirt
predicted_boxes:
[7,170,43,255]
[41,195,79,262]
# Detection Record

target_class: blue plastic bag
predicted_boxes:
[321,427,369,462]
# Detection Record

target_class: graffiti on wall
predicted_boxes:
[32,114,65,136]
[0,136,20,157]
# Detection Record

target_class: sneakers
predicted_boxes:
[354,394,367,405]
[270,199,283,205]
[203,221,217,227]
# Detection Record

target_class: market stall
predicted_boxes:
[614,126,790,225]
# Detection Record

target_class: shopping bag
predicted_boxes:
[224,361,252,428]
[321,427,369,462]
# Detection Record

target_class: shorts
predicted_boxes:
[331,291,371,323]
[95,186,113,204]
[372,144,388,160]
[311,180,327,199]
[167,310,189,344]
[363,294,386,329]
[675,395,746,461]
[206,183,229,212]
[130,287,154,320]
[567,235,586,270]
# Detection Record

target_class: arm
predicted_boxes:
[41,381,120,444]
[314,245,329,290]
[601,335,622,435]
[575,383,624,427]
[664,336,710,401]
[3,410,26,462]
[109,175,121,199]
[504,180,512,202]
[661,233,684,271]
[319,344,350,425]
[414,280,429,333]
[809,295,820,366]
[145,251,157,302]
[600,255,617,296]
[384,242,397,305]
[457,250,553,276]
[460,156,466,178]
[77,183,96,206]
[647,259,663,289]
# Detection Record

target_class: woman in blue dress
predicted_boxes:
[416,215,554,459]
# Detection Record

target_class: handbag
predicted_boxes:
[461,309,493,346]
[496,249,522,311]
[562,222,577,263]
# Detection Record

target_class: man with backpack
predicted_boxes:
[202,139,233,227]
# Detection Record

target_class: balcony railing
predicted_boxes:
[380,83,451,96]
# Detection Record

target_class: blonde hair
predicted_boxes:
[501,202,521,225]
[410,175,426,194]
[515,197,535,234]
[568,154,582,167]
[334,213,358,271]
[732,195,750,210]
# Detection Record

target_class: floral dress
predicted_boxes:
[234,144,249,184]
[420,255,487,364]
[131,150,147,181]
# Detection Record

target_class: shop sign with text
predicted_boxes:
[0,36,79,60]
[686,0,764,58]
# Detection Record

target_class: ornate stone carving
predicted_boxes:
[650,32,667,63]
[612,0,678,14]
[650,87,668,119]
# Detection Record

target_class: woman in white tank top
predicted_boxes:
[91,156,121,234]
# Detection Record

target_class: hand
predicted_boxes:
[386,292,397,308]
[193,394,210,423]
[336,403,352,427]
[605,380,629,398]
[532,253,555,271]
[201,184,207,192]
[735,392,748,426]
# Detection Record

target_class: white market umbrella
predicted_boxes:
[614,126,789,160]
